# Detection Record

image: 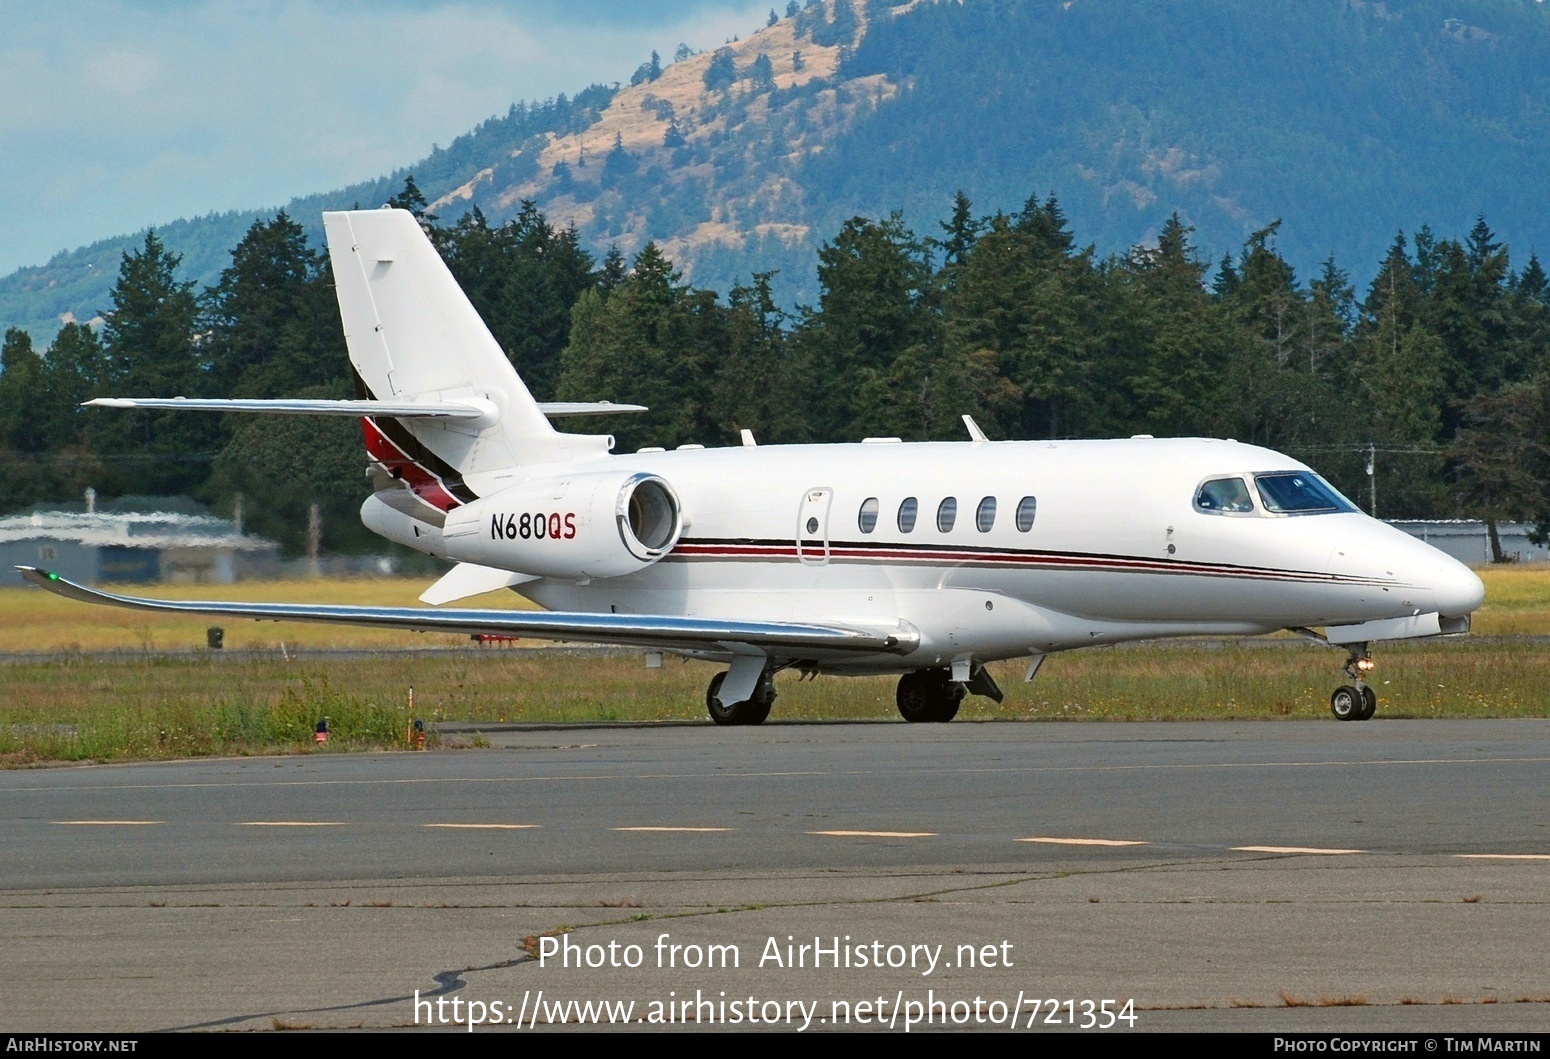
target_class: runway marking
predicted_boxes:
[809,830,936,838]
[1454,854,1550,860]
[13,755,1550,794]
[423,823,540,830]
[1232,845,1364,855]
[53,820,162,826]
[614,826,733,833]
[1019,837,1147,847]
[235,821,346,827]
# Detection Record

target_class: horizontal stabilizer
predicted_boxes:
[419,563,538,606]
[85,397,492,420]
[84,397,645,420]
[16,568,916,657]
[534,402,648,417]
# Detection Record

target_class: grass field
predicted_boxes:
[1,565,1546,764]
[0,576,536,653]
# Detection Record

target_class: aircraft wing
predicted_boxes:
[16,568,915,657]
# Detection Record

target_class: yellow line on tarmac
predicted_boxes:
[1019,837,1147,847]
[614,826,733,833]
[53,820,162,826]
[1454,854,1550,860]
[235,821,346,827]
[809,830,936,838]
[1233,845,1364,855]
[423,823,540,830]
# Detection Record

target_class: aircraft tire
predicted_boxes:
[1356,685,1377,721]
[706,671,771,726]
[1330,685,1363,721]
[935,694,962,723]
[898,669,959,723]
[706,672,745,726]
[896,671,935,722]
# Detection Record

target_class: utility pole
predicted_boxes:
[1365,442,1377,517]
[307,502,321,579]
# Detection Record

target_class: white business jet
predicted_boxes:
[20,208,1486,725]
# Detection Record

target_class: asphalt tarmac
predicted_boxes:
[3,720,1548,1033]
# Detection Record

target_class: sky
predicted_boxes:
[0,0,773,276]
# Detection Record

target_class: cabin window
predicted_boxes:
[1194,477,1255,514]
[937,497,958,533]
[1015,496,1037,532]
[976,496,997,532]
[1254,472,1357,514]
[897,497,918,533]
[858,497,879,533]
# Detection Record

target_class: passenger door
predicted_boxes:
[796,487,833,566]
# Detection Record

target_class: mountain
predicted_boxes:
[6,0,1550,341]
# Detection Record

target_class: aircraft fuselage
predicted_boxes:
[414,435,1484,674]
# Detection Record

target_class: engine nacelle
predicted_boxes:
[440,470,682,579]
[361,491,447,558]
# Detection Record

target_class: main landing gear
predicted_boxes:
[1330,643,1377,722]
[705,662,1000,726]
[896,669,965,723]
[706,670,775,727]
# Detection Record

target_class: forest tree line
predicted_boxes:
[1,179,1547,557]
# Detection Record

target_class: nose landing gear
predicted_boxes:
[1330,644,1377,721]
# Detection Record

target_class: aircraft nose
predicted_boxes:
[1434,559,1485,617]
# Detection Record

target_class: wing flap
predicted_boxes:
[16,568,915,656]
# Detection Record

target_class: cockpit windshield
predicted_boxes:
[1194,477,1256,514]
[1253,472,1357,514]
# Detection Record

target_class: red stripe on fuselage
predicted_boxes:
[361,417,463,512]
[666,540,1398,587]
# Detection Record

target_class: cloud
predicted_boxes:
[0,0,770,274]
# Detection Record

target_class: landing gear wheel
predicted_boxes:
[706,671,775,726]
[1331,685,1363,721]
[936,694,962,723]
[896,670,966,723]
[1331,644,1378,722]
[896,671,936,723]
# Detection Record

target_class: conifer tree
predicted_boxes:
[704,48,738,91]
[41,322,107,453]
[203,211,341,401]
[97,232,212,497]
[1116,215,1227,437]
[0,329,45,449]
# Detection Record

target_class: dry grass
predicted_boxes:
[1,565,1547,763]
[1472,564,1550,636]
[0,576,534,653]
[1280,991,1369,1007]
[4,564,1542,654]
[1,636,1547,764]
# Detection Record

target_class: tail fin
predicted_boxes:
[325,209,610,502]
